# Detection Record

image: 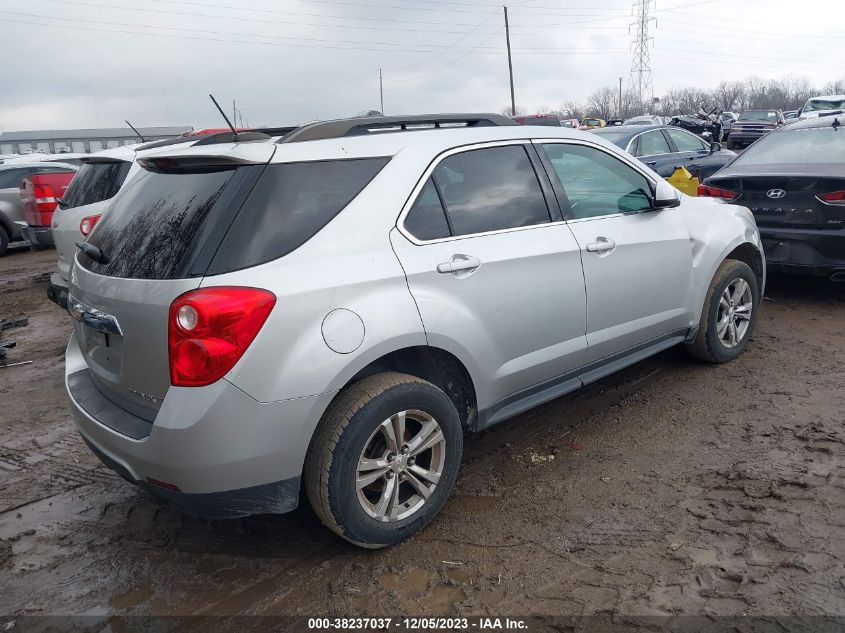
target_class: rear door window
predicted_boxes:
[61,161,132,208]
[636,130,672,156]
[665,128,708,152]
[430,145,550,237]
[404,178,451,241]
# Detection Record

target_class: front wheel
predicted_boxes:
[0,227,9,257]
[304,372,463,548]
[687,258,759,363]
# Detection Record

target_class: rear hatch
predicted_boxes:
[54,158,133,281]
[69,144,275,420]
[68,141,390,422]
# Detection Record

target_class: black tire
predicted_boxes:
[0,226,9,257]
[687,258,759,363]
[304,372,463,548]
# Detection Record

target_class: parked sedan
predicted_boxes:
[590,124,736,180]
[701,116,844,279]
[727,110,785,149]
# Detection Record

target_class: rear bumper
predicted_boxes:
[21,225,54,247]
[760,225,845,277]
[48,272,69,309]
[65,332,335,518]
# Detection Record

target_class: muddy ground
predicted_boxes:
[1,245,844,622]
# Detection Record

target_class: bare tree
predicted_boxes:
[586,86,617,120]
[821,77,845,95]
[558,101,584,121]
[500,105,526,117]
[713,81,744,111]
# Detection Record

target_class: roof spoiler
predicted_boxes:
[279,113,517,144]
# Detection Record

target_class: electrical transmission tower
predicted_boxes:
[628,0,655,107]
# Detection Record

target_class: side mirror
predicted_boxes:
[709,141,722,153]
[654,179,681,209]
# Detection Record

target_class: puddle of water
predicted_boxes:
[378,567,465,611]
[110,584,154,610]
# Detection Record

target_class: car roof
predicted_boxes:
[774,115,843,131]
[137,124,610,166]
[806,94,845,100]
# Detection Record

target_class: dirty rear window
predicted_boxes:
[77,166,244,279]
[62,161,131,208]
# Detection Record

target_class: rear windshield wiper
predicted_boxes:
[76,241,109,265]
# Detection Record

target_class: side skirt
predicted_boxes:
[473,329,689,432]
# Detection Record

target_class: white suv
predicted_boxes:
[64,114,764,547]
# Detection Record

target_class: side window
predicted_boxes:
[432,145,550,237]
[404,178,451,241]
[542,143,653,219]
[636,131,672,157]
[0,168,31,189]
[666,128,707,152]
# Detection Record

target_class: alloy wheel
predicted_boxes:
[355,410,446,522]
[717,277,753,348]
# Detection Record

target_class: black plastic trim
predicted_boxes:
[68,369,153,440]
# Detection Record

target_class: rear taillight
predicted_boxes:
[168,287,276,387]
[698,184,739,200]
[79,214,101,236]
[817,190,845,205]
[33,183,57,210]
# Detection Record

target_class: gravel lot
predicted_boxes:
[1,246,844,620]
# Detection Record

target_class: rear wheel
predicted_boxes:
[0,226,9,256]
[304,372,463,548]
[687,259,759,363]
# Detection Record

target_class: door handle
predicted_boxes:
[585,237,616,254]
[645,160,658,166]
[437,254,481,274]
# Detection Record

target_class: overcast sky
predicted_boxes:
[0,0,842,131]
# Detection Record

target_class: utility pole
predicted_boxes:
[232,100,237,128]
[379,68,384,114]
[619,76,623,118]
[503,6,516,116]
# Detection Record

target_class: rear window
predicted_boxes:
[730,127,845,166]
[78,157,389,279]
[62,161,131,208]
[739,111,777,122]
[78,166,244,279]
[0,168,31,189]
[805,98,845,112]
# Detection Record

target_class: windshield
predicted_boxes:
[583,119,601,126]
[61,160,131,208]
[730,126,845,166]
[804,98,845,112]
[739,111,777,122]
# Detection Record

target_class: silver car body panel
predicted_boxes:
[64,125,764,505]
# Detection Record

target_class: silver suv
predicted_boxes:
[65,114,764,547]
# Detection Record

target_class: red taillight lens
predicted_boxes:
[168,287,276,387]
[79,214,101,236]
[697,184,739,200]
[817,190,845,205]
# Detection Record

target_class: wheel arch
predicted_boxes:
[330,345,478,432]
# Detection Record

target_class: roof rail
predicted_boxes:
[278,113,517,144]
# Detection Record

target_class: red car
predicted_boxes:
[20,169,76,248]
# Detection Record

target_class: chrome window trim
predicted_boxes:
[397,139,560,246]
[397,137,658,246]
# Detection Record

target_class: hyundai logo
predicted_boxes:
[766,188,787,199]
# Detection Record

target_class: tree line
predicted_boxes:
[504,75,845,122]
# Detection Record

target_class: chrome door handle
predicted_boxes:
[585,237,616,254]
[437,254,481,274]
